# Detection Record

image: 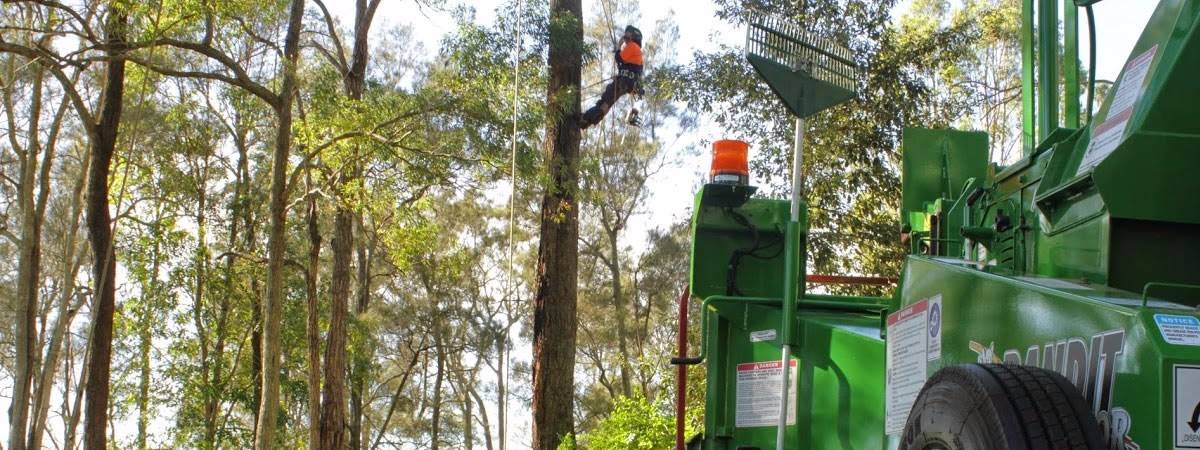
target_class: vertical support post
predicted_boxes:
[1038,0,1059,144]
[776,117,805,450]
[1064,0,1080,128]
[675,286,691,450]
[1021,0,1036,154]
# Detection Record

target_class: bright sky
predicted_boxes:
[322,1,1158,448]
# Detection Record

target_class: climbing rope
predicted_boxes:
[501,0,522,448]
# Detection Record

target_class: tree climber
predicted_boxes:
[581,25,644,130]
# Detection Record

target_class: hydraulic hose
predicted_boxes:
[1085,5,1097,124]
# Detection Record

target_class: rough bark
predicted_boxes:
[349,233,370,450]
[254,1,306,447]
[306,192,323,450]
[531,0,583,448]
[318,2,380,448]
[82,9,128,450]
[320,208,352,450]
[349,235,369,450]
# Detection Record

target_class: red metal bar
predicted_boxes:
[675,285,691,450]
[805,274,899,286]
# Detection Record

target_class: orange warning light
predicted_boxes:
[710,139,749,185]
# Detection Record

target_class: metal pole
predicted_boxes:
[674,286,692,450]
[776,116,805,450]
[790,117,805,221]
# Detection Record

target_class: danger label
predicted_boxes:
[1079,45,1157,174]
[1175,365,1200,448]
[886,299,931,435]
[1156,314,1200,346]
[735,360,797,428]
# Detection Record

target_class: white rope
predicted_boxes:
[501,0,522,449]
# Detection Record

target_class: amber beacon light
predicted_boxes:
[710,139,750,185]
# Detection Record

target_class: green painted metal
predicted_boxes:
[1064,0,1081,128]
[897,257,1200,450]
[900,129,988,258]
[1038,0,1059,144]
[1022,0,1036,152]
[686,1,1200,449]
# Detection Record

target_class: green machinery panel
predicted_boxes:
[899,256,1200,450]
[688,1,1200,449]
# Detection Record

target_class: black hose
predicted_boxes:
[1085,5,1097,124]
[724,209,784,296]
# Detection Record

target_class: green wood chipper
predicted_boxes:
[671,1,1200,449]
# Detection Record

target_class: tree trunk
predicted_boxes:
[306,192,323,450]
[28,146,89,450]
[337,4,379,448]
[607,230,632,398]
[496,337,505,450]
[430,336,445,450]
[245,148,263,442]
[469,386,494,450]
[137,204,165,450]
[208,124,249,447]
[349,236,369,450]
[320,208,352,450]
[190,161,212,450]
[255,1,306,447]
[8,71,45,450]
[531,0,583,448]
[82,9,128,450]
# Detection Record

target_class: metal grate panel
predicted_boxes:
[746,11,857,93]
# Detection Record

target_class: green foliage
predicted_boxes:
[570,393,676,450]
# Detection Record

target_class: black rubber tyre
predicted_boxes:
[900,364,1105,450]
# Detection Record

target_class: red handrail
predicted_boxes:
[674,285,691,450]
[805,274,898,286]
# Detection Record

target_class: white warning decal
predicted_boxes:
[1175,365,1200,448]
[1156,314,1200,347]
[886,299,930,435]
[1078,45,1158,174]
[735,360,797,428]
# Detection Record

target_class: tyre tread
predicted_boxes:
[978,364,1095,450]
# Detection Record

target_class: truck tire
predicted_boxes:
[900,364,1104,450]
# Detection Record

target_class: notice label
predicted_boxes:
[1156,314,1200,346]
[735,360,797,428]
[750,329,777,343]
[1174,365,1200,448]
[886,299,929,435]
[927,295,942,360]
[1079,45,1158,174]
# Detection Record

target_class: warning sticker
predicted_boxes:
[886,299,930,435]
[927,295,943,361]
[750,329,777,343]
[1079,45,1158,174]
[735,360,797,428]
[1157,315,1200,347]
[1174,365,1200,448]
